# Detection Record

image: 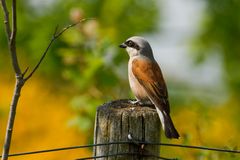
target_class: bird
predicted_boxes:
[119,36,179,139]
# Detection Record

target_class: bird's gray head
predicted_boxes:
[119,36,154,59]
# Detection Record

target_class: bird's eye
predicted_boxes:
[126,40,134,47]
[125,40,140,50]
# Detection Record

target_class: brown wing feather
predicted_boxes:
[132,58,170,113]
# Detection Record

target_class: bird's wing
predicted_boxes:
[132,57,170,114]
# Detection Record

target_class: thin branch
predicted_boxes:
[9,0,21,76]
[0,0,11,38]
[1,80,24,160]
[54,18,95,38]
[24,18,94,81]
[1,0,23,160]
[23,29,56,81]
[22,67,29,77]
[1,0,22,75]
[10,0,16,43]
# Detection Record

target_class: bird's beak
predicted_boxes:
[119,43,127,48]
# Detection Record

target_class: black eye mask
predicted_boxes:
[125,40,140,50]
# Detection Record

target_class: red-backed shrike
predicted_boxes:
[119,36,179,139]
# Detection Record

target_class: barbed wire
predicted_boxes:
[76,152,176,160]
[0,141,239,158]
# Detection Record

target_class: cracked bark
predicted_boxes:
[93,99,161,160]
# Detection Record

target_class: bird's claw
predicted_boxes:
[128,100,142,105]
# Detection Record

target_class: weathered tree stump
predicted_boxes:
[93,99,161,160]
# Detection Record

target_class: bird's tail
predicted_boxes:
[156,108,180,139]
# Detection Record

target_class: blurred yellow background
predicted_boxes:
[0,75,91,160]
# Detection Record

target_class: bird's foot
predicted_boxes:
[128,99,154,107]
[128,99,142,105]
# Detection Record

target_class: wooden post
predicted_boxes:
[93,99,161,160]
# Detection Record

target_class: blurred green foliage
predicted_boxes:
[193,0,240,95]
[0,0,159,136]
